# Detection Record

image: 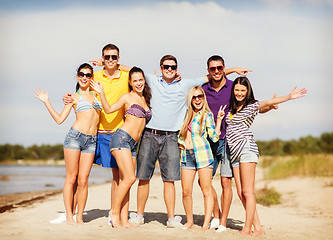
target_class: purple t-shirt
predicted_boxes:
[202,78,233,139]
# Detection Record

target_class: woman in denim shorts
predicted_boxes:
[35,63,101,225]
[178,86,225,230]
[91,67,152,228]
[225,77,306,236]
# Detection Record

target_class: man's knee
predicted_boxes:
[221,177,232,190]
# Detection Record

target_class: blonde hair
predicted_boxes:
[179,86,212,140]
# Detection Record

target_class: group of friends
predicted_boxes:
[34,43,307,236]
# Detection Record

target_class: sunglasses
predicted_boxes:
[162,65,177,70]
[192,94,204,100]
[209,66,223,72]
[104,55,118,61]
[78,72,93,79]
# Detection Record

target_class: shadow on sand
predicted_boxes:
[81,209,244,230]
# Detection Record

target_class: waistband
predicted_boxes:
[97,130,115,135]
[186,149,194,154]
[145,128,179,136]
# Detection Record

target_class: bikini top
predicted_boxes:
[76,90,102,113]
[125,104,152,123]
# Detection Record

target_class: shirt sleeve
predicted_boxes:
[183,76,207,90]
[206,112,220,142]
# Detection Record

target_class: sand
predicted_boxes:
[0,168,332,240]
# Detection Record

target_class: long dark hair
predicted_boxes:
[229,76,256,114]
[76,63,93,91]
[129,67,152,108]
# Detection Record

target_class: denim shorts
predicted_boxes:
[63,127,97,154]
[209,138,233,178]
[181,149,213,170]
[110,128,138,159]
[94,134,118,168]
[231,140,258,168]
[136,129,181,181]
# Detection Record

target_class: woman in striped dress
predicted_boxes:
[225,77,306,236]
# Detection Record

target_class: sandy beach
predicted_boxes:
[0,167,332,240]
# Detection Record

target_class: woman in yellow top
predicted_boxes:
[34,63,101,225]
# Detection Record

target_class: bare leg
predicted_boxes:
[211,185,221,219]
[233,166,265,236]
[137,179,150,215]
[239,163,256,235]
[109,168,119,218]
[198,168,213,230]
[63,148,80,225]
[72,180,78,215]
[120,157,136,228]
[181,169,196,228]
[220,177,232,227]
[164,181,176,219]
[110,150,136,228]
[76,152,94,224]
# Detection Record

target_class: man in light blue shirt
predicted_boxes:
[132,55,206,228]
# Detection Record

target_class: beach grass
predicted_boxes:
[260,154,333,180]
[255,186,281,206]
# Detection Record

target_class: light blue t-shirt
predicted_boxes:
[145,74,206,131]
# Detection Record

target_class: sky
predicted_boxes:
[0,0,332,147]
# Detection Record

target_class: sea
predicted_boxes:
[0,165,113,196]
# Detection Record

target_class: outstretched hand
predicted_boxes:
[272,93,279,110]
[90,79,103,94]
[34,88,49,103]
[89,58,103,67]
[217,105,227,120]
[289,86,307,100]
[235,68,252,76]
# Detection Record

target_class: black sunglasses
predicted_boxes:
[162,65,177,70]
[78,72,92,79]
[104,55,118,61]
[209,66,223,72]
[192,94,204,100]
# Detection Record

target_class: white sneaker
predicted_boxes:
[129,212,144,225]
[209,218,220,229]
[166,218,184,229]
[49,213,66,224]
[216,225,227,233]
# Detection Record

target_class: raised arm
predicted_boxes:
[225,67,252,76]
[259,93,279,114]
[90,79,126,114]
[34,88,72,125]
[214,105,226,136]
[258,86,307,111]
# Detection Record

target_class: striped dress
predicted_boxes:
[178,110,220,168]
[226,101,260,163]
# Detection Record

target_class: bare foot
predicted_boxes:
[183,222,193,229]
[200,225,209,231]
[240,229,252,236]
[110,212,122,228]
[76,218,84,224]
[252,228,266,237]
[66,218,76,225]
[122,222,134,228]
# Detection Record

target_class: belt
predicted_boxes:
[145,128,179,136]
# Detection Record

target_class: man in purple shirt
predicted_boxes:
[202,55,233,232]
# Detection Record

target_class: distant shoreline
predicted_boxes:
[0,159,65,166]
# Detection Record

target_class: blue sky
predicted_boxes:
[1,0,332,146]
